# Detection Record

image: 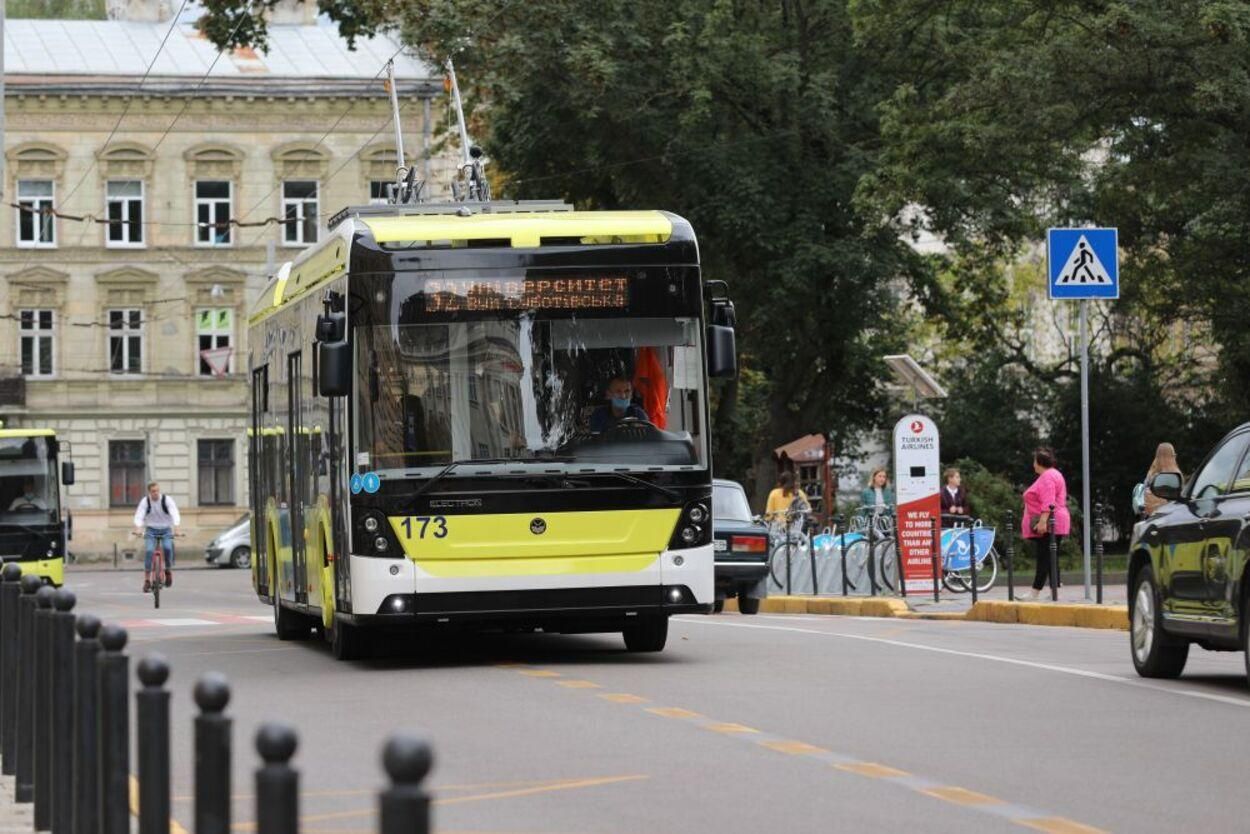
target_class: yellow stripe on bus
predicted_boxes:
[388,509,680,578]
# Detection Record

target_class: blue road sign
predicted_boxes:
[350,473,363,495]
[1047,228,1118,300]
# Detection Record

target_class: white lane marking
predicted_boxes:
[678,617,1250,709]
[242,615,272,622]
[124,618,220,627]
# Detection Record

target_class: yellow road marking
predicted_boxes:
[760,740,826,755]
[174,777,610,803]
[518,669,562,678]
[645,707,701,719]
[556,680,602,689]
[129,774,191,834]
[922,786,1004,806]
[230,775,650,829]
[704,722,759,735]
[1016,818,1110,834]
[835,762,910,779]
[598,693,648,704]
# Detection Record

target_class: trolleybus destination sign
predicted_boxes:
[892,414,941,595]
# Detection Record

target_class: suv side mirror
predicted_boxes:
[706,325,737,378]
[1150,471,1183,501]
[319,342,351,397]
[61,461,75,486]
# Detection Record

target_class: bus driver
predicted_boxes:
[589,377,649,433]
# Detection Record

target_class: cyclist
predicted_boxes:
[133,481,180,593]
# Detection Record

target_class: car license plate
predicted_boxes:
[713,539,728,552]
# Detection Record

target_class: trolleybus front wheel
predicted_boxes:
[330,614,367,661]
[273,593,311,641]
[623,615,668,652]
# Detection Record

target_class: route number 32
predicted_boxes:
[400,516,448,540]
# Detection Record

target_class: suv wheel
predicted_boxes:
[1131,565,1189,678]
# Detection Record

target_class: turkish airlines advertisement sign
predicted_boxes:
[892,414,941,595]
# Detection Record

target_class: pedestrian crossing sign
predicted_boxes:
[1047,228,1119,299]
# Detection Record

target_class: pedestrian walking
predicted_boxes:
[1141,442,1182,516]
[1019,448,1070,600]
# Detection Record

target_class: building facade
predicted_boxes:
[0,4,452,557]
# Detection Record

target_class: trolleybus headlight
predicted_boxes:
[680,525,699,545]
[667,588,684,603]
[689,504,708,525]
[373,536,390,553]
[363,516,380,533]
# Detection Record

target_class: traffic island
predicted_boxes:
[720,595,1128,630]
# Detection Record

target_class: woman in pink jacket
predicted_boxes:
[1020,447,1071,600]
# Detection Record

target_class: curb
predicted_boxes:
[723,595,1128,631]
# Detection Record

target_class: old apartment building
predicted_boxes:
[0,2,452,556]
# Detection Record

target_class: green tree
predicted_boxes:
[10,0,105,17]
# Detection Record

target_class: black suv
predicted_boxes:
[1128,422,1250,682]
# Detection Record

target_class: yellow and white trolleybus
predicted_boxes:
[247,203,736,659]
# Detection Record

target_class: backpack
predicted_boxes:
[145,495,169,516]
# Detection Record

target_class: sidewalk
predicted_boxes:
[0,773,37,833]
[905,582,1128,615]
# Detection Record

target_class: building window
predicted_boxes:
[369,180,391,205]
[19,309,55,377]
[198,439,235,505]
[105,180,144,246]
[196,308,234,376]
[108,309,143,374]
[195,181,232,246]
[16,180,55,246]
[109,440,146,507]
[282,180,318,245]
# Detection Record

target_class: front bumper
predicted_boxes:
[204,546,225,565]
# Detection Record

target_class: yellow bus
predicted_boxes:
[247,203,736,659]
[0,427,74,586]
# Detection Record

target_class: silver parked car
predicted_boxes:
[204,514,251,569]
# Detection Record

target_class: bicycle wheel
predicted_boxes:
[873,539,898,592]
[152,549,164,609]
[842,539,870,594]
[947,547,1000,595]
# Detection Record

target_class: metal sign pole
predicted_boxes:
[1080,299,1092,600]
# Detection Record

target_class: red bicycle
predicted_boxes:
[132,531,183,609]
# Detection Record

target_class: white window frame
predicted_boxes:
[105,179,145,247]
[194,180,233,247]
[369,180,391,205]
[281,180,319,247]
[18,308,56,378]
[16,180,56,248]
[196,307,234,376]
[107,308,144,375]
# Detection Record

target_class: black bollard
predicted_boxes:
[137,655,172,834]
[256,723,299,834]
[194,674,232,834]
[34,583,57,828]
[1005,510,1015,601]
[835,515,849,596]
[0,562,22,772]
[98,625,131,834]
[73,615,102,834]
[930,516,940,603]
[15,573,42,802]
[1094,503,1105,605]
[51,589,78,834]
[379,735,433,834]
[968,520,979,606]
[1047,504,1059,602]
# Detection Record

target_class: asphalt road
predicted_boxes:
[66,566,1250,834]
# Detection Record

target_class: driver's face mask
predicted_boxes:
[610,396,631,410]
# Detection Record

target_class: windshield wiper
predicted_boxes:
[410,456,575,499]
[600,471,681,502]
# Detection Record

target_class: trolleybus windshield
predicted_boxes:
[354,313,708,478]
[0,436,60,524]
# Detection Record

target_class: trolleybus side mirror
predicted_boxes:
[706,325,737,378]
[1149,471,1183,501]
[61,461,75,486]
[319,342,352,397]
[66,509,73,541]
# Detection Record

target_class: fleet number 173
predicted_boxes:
[399,516,448,540]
